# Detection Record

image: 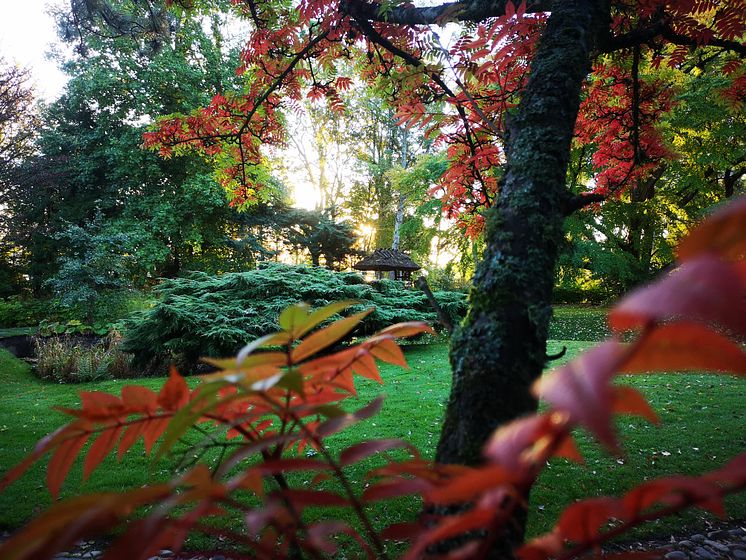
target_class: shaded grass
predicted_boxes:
[0,325,744,548]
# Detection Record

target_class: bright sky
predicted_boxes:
[0,0,68,101]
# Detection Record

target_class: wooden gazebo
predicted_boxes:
[353,249,421,281]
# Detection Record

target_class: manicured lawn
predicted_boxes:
[0,309,743,546]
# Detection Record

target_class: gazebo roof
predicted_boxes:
[353,249,421,272]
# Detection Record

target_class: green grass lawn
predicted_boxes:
[0,306,743,548]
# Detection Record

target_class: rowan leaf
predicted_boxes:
[298,300,361,338]
[292,308,373,362]
[611,386,659,424]
[278,302,312,335]
[557,497,621,541]
[83,426,123,480]
[426,466,515,504]
[370,338,408,368]
[677,196,746,261]
[608,256,746,335]
[121,386,158,413]
[533,342,627,451]
[621,322,746,375]
[157,369,190,411]
[47,432,91,498]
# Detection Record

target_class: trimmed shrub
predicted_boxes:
[122,263,467,371]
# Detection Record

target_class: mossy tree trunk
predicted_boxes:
[436,0,609,553]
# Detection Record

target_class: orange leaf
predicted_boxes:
[157,369,190,411]
[533,342,627,451]
[677,196,746,261]
[557,497,621,542]
[121,386,158,413]
[374,322,435,338]
[517,532,564,560]
[483,414,568,469]
[83,426,123,480]
[143,417,170,453]
[47,432,91,498]
[292,308,373,362]
[623,477,724,518]
[608,256,746,336]
[426,466,515,504]
[351,351,382,382]
[118,421,148,459]
[370,338,408,368]
[621,322,746,375]
[611,386,659,424]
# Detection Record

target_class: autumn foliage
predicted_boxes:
[1,198,745,559]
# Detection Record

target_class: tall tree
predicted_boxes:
[144,2,744,541]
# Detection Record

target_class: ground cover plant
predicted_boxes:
[0,199,744,559]
[121,263,467,371]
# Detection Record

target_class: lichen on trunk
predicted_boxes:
[436,0,609,553]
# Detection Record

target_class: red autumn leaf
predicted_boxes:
[117,421,148,459]
[483,414,568,469]
[621,322,746,375]
[351,351,382,382]
[157,370,190,411]
[677,196,746,261]
[608,255,746,336]
[623,476,724,518]
[47,432,91,498]
[557,497,622,542]
[533,341,627,450]
[374,322,435,338]
[426,465,516,504]
[404,507,495,560]
[121,386,158,413]
[143,417,171,454]
[611,386,659,424]
[77,392,125,420]
[381,521,423,541]
[339,439,417,467]
[517,532,564,560]
[83,426,123,480]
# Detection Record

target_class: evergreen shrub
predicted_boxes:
[122,263,467,371]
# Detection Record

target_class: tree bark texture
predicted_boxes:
[437,0,607,465]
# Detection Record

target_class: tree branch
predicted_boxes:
[340,0,550,25]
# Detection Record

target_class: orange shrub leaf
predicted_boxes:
[557,497,621,542]
[83,426,123,480]
[611,386,660,424]
[533,342,627,451]
[621,322,746,375]
[426,465,516,504]
[608,255,746,335]
[47,431,92,498]
[677,196,746,261]
[292,308,373,362]
[157,369,190,411]
[370,338,409,368]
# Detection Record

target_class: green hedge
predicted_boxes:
[122,263,467,371]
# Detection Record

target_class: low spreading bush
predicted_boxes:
[121,263,467,371]
[34,335,137,383]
